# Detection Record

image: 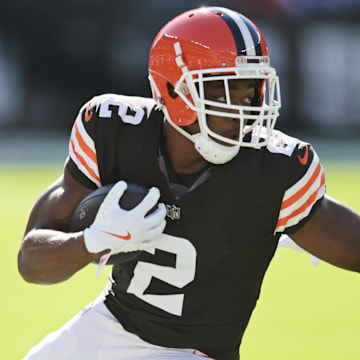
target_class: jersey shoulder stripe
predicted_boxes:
[275,151,326,233]
[69,116,101,187]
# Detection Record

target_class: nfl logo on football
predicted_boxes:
[166,204,181,220]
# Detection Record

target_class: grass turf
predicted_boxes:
[2,162,360,359]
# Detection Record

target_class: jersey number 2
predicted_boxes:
[126,234,197,316]
[99,98,145,125]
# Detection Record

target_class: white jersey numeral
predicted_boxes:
[126,234,197,316]
[99,98,145,125]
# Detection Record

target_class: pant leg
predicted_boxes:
[23,295,212,360]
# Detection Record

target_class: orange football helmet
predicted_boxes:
[148,7,281,163]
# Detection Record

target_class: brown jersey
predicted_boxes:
[66,93,326,360]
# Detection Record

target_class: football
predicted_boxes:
[69,182,155,264]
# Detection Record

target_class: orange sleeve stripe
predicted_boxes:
[74,121,97,164]
[280,162,322,211]
[70,139,101,184]
[276,172,325,229]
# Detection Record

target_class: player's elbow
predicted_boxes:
[17,250,38,283]
[17,249,60,285]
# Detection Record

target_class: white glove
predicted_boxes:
[84,180,166,258]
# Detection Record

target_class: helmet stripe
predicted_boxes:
[210,7,259,56]
[241,16,263,56]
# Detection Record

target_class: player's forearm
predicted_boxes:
[18,229,104,284]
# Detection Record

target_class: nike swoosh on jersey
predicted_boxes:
[297,145,309,165]
[102,230,131,240]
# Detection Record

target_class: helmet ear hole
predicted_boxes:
[167,82,178,99]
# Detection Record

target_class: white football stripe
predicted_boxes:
[222,8,256,56]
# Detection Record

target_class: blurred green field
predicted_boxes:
[1,161,360,359]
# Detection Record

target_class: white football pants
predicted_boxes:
[22,293,213,360]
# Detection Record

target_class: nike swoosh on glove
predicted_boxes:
[84,180,166,260]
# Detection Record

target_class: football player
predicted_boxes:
[18,7,360,360]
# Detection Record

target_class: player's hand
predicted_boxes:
[83,180,166,257]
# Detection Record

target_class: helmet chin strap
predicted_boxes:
[162,112,240,165]
[160,108,240,165]
[193,134,240,164]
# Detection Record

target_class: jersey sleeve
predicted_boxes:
[66,97,102,188]
[274,142,326,234]
[65,93,160,189]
